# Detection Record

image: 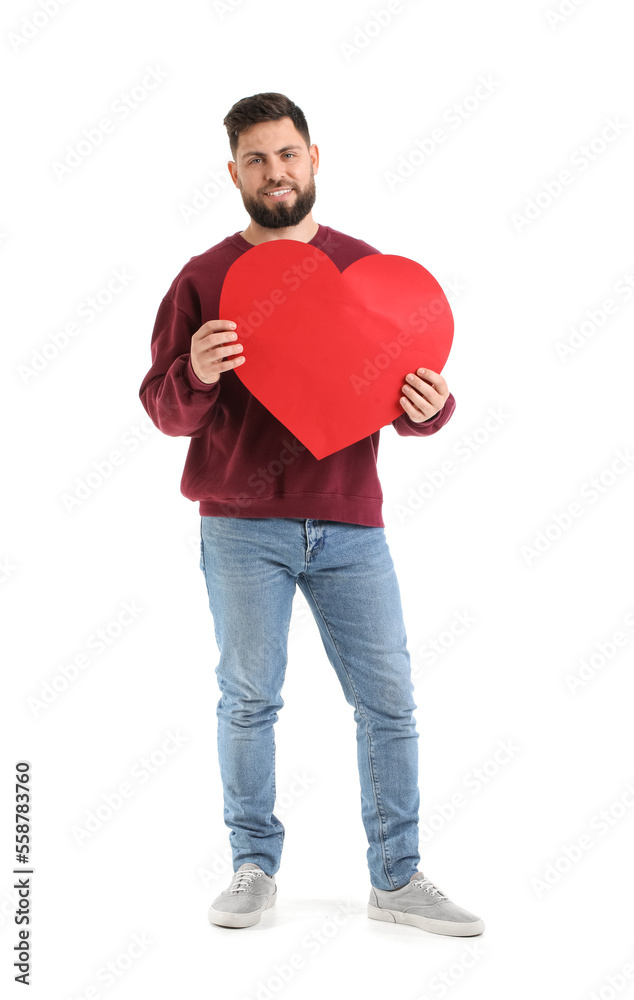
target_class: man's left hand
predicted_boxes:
[399,368,449,423]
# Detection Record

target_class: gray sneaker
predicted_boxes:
[208,863,277,928]
[368,872,484,936]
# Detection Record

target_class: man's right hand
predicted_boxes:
[189,319,244,384]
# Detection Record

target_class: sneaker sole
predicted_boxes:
[209,891,277,928]
[367,903,484,936]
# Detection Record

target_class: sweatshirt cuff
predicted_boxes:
[184,355,221,392]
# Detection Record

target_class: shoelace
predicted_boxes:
[410,875,448,900]
[229,869,263,893]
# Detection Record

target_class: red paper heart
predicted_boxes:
[219,240,453,459]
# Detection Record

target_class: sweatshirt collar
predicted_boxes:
[229,223,330,253]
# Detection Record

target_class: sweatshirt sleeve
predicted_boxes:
[139,295,220,437]
[391,391,456,437]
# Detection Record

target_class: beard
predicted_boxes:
[239,170,317,230]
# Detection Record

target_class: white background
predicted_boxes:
[2,0,634,997]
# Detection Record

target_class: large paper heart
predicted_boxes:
[219,240,453,459]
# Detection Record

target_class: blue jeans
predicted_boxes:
[199,516,421,890]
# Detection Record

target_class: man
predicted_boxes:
[139,92,484,937]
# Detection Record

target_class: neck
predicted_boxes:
[240,216,319,246]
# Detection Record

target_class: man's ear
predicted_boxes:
[228,161,239,187]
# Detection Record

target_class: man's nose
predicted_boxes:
[266,167,290,183]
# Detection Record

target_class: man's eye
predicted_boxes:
[248,153,295,164]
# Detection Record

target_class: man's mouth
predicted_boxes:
[264,187,294,200]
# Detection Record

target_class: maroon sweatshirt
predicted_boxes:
[139,224,456,527]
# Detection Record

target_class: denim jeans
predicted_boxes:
[199,515,421,890]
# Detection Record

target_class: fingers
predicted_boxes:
[198,320,236,343]
[196,321,243,357]
[406,368,447,392]
[190,319,245,383]
[400,393,430,421]
[399,368,448,420]
[202,319,237,332]
[402,369,444,406]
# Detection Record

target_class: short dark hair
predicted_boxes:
[223,92,311,161]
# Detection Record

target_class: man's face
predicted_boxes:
[229,117,318,229]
